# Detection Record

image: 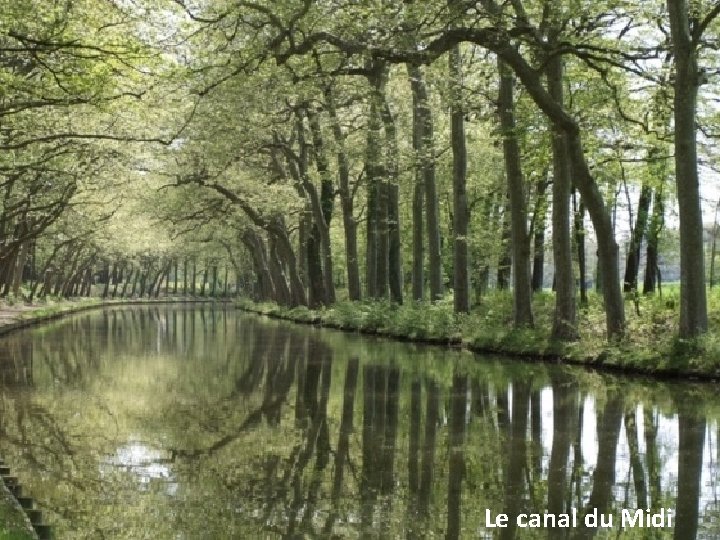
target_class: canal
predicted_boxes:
[0,305,717,538]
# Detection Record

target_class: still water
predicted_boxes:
[0,306,718,539]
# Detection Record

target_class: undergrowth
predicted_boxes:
[238,287,720,378]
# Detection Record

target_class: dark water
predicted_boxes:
[0,306,718,539]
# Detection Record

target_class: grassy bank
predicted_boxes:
[237,289,720,380]
[0,296,229,336]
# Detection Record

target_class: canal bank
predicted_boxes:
[236,297,720,382]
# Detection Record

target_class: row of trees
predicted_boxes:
[158,0,720,342]
[2,0,720,343]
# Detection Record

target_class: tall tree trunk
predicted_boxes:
[498,59,533,326]
[323,85,361,301]
[305,108,336,304]
[380,94,403,304]
[668,0,708,337]
[408,65,425,302]
[408,65,443,301]
[364,89,380,299]
[450,40,469,313]
[547,55,578,341]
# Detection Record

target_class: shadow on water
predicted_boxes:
[0,306,718,538]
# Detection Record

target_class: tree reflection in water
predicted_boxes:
[0,306,717,538]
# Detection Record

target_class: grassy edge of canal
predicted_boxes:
[0,296,230,335]
[236,294,720,382]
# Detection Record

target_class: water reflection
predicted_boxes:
[0,306,717,538]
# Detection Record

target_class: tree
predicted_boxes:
[666,0,720,337]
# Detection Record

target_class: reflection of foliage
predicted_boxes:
[0,307,717,538]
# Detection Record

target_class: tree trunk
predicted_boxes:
[450,42,469,313]
[121,267,134,298]
[112,262,124,298]
[242,230,275,302]
[409,66,425,302]
[624,181,652,292]
[365,79,386,299]
[211,264,218,296]
[306,225,326,307]
[138,262,151,297]
[305,108,336,304]
[497,206,511,290]
[573,191,588,306]
[547,55,578,340]
[379,93,403,304]
[101,262,112,298]
[387,182,403,304]
[531,180,548,292]
[323,85,361,301]
[271,222,307,306]
[11,240,30,298]
[408,65,443,301]
[668,0,708,337]
[191,259,197,295]
[498,59,533,326]
[199,265,207,296]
